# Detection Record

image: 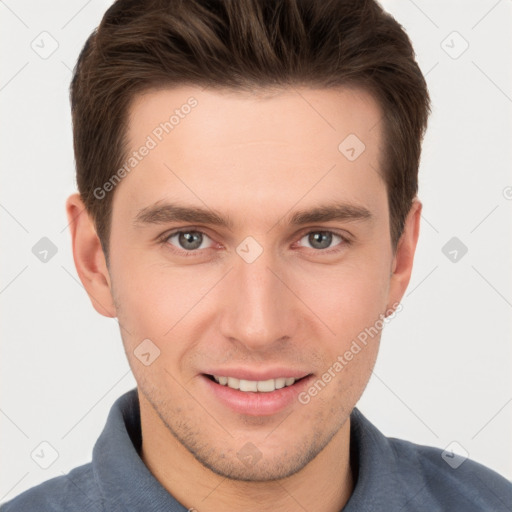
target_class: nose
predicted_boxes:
[219,246,300,352]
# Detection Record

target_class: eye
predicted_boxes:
[160,228,350,257]
[164,229,214,254]
[297,230,348,253]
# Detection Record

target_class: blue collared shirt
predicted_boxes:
[2,388,511,511]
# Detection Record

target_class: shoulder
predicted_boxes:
[0,462,104,512]
[388,436,512,511]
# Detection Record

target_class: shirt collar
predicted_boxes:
[92,388,186,511]
[93,387,407,511]
[343,407,407,511]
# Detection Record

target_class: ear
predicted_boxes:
[386,198,422,311]
[65,193,116,318]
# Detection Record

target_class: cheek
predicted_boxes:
[294,257,390,332]
[110,255,221,360]
[300,265,386,403]
[111,269,193,389]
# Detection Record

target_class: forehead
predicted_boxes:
[126,84,382,153]
[115,85,386,226]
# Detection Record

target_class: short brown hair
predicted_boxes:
[70,0,430,262]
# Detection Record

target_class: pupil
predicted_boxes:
[180,231,202,250]
[310,231,331,249]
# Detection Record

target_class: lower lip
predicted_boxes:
[200,374,314,416]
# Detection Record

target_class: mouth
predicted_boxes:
[201,372,314,416]
[203,373,310,392]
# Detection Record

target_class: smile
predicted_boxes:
[202,373,313,415]
[208,375,300,392]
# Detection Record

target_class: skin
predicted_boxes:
[66,85,421,512]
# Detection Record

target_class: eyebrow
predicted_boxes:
[133,200,373,230]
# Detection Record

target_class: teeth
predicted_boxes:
[212,375,298,392]
[239,379,258,392]
[275,377,286,389]
[227,377,239,389]
[257,379,276,392]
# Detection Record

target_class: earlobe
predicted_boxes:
[387,199,422,308]
[65,193,117,318]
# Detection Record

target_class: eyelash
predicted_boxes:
[158,227,352,257]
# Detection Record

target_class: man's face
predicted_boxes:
[106,85,406,480]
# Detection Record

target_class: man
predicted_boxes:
[2,0,511,511]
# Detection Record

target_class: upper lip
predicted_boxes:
[202,368,312,381]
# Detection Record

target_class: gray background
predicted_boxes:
[1,0,511,503]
